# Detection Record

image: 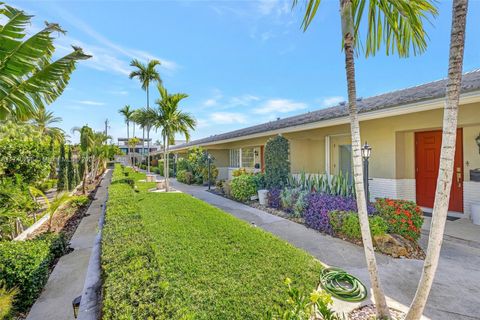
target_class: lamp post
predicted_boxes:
[207,153,212,190]
[361,141,372,203]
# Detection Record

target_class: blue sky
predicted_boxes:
[12,0,480,144]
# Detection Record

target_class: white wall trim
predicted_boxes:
[325,135,331,175]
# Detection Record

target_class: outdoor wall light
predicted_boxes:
[254,150,259,157]
[476,133,480,154]
[361,141,372,160]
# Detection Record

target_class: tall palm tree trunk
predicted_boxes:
[165,140,170,192]
[147,126,151,173]
[406,1,468,319]
[340,1,390,318]
[127,121,131,166]
[163,134,169,191]
[142,127,146,166]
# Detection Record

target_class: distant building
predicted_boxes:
[115,138,160,165]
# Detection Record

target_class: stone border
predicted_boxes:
[77,170,111,320]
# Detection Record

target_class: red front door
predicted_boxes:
[415,129,464,213]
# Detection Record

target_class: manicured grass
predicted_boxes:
[102,165,323,319]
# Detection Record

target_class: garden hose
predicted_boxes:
[320,267,367,302]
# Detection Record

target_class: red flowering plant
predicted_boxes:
[375,198,424,241]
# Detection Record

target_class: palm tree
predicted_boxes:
[128,137,141,168]
[129,59,162,174]
[292,0,437,318]
[30,107,65,142]
[71,125,94,195]
[406,1,468,318]
[118,105,135,165]
[0,4,91,121]
[151,85,196,191]
[131,108,151,166]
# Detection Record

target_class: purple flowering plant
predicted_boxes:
[304,193,375,234]
[267,188,282,209]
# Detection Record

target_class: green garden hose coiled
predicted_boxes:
[320,267,367,302]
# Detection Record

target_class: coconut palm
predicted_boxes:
[131,108,151,166]
[151,85,196,191]
[292,0,437,318]
[406,1,468,319]
[0,4,91,121]
[129,59,162,173]
[128,137,141,168]
[71,125,94,195]
[118,105,135,165]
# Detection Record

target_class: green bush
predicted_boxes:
[0,233,67,311]
[231,174,257,202]
[329,211,387,240]
[157,160,174,177]
[70,195,89,208]
[375,198,424,241]
[264,135,290,189]
[0,286,17,320]
[102,165,180,319]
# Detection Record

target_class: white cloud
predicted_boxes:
[108,90,129,96]
[203,99,218,107]
[229,94,260,107]
[47,6,179,76]
[196,118,211,128]
[210,112,248,124]
[254,99,307,114]
[76,100,105,106]
[256,0,289,16]
[318,96,345,108]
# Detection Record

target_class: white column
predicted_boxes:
[239,148,242,168]
[325,136,331,175]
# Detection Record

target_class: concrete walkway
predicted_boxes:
[166,178,480,320]
[26,170,112,320]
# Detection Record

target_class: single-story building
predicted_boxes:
[170,70,480,218]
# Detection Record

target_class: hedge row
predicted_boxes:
[0,233,68,312]
[101,166,180,319]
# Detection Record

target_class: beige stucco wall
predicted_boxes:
[207,149,229,167]
[176,101,480,181]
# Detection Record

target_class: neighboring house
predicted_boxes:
[115,137,159,164]
[170,70,480,217]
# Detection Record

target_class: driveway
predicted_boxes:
[168,178,480,320]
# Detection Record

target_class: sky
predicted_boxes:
[10,0,480,144]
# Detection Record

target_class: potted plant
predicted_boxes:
[254,173,268,205]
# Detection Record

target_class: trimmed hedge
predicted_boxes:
[0,233,67,312]
[264,135,290,188]
[101,166,180,319]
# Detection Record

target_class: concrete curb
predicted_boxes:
[77,170,111,320]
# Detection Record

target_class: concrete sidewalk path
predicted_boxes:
[165,178,480,320]
[26,170,112,320]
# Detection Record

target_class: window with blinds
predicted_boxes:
[241,148,254,168]
[229,149,240,167]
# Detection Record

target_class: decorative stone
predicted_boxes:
[146,174,155,182]
[373,234,413,258]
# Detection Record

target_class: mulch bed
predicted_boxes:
[208,188,425,260]
[349,305,405,320]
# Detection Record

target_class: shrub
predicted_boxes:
[157,160,174,177]
[176,157,190,172]
[267,188,282,209]
[252,173,266,190]
[230,174,257,202]
[0,233,67,311]
[0,286,17,320]
[293,191,309,218]
[70,195,89,208]
[176,170,194,185]
[280,188,300,213]
[305,194,359,234]
[329,211,388,240]
[375,198,423,241]
[232,168,248,177]
[264,135,290,189]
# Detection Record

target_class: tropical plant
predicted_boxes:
[57,142,67,191]
[292,1,437,317]
[131,107,151,165]
[375,198,423,241]
[129,59,162,173]
[118,105,135,165]
[264,278,342,320]
[0,4,91,121]
[0,285,18,319]
[128,137,140,168]
[407,4,468,316]
[329,211,387,240]
[67,146,75,191]
[265,135,290,188]
[287,172,355,197]
[30,107,65,142]
[151,85,196,191]
[71,125,94,194]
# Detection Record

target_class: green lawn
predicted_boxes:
[102,165,323,319]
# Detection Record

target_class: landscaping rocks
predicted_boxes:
[373,234,414,258]
[349,305,405,320]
